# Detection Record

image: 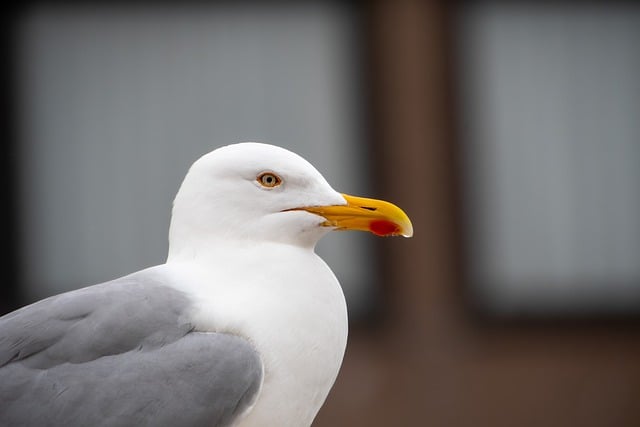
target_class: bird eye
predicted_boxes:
[257,172,282,188]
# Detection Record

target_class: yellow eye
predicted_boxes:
[257,172,282,188]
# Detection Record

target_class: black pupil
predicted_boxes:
[264,175,275,185]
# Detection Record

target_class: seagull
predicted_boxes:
[0,142,413,426]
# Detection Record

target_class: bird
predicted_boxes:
[0,142,413,426]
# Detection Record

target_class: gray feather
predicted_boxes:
[0,271,262,427]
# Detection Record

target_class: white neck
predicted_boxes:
[163,241,348,426]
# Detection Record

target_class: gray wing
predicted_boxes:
[0,271,263,427]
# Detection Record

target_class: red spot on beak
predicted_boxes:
[369,220,400,237]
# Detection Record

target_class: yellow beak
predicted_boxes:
[299,194,413,238]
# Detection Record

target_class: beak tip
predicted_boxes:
[399,221,414,238]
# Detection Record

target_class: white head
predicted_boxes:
[167,142,412,258]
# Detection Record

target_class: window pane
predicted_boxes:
[457,3,640,315]
[17,3,375,315]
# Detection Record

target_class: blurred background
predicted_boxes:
[2,1,640,426]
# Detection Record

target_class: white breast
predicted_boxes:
[163,242,348,427]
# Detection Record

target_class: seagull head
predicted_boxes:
[168,142,412,256]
